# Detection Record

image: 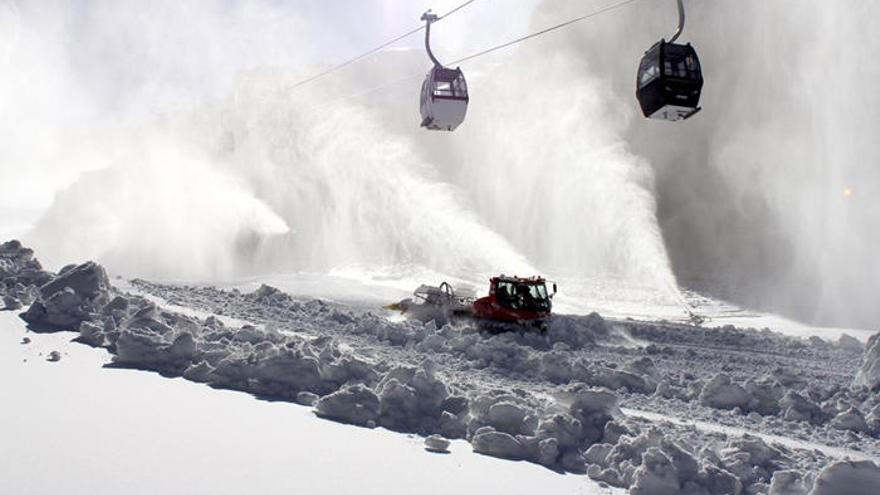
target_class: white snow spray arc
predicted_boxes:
[4,0,684,313]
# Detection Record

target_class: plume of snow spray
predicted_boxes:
[8,0,683,311]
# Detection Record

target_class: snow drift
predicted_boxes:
[6,241,880,495]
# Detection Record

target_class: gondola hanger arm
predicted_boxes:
[668,0,685,43]
[421,10,444,67]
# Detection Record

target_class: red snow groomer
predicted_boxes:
[473,275,555,323]
[387,275,556,331]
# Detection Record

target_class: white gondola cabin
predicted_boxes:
[419,10,469,131]
[420,66,468,131]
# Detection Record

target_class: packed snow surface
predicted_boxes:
[3,241,880,495]
[0,311,622,495]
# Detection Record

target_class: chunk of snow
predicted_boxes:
[744,378,785,415]
[486,401,532,436]
[584,443,613,465]
[0,241,50,310]
[315,384,380,427]
[720,435,786,488]
[854,333,880,391]
[780,391,825,425]
[837,333,864,352]
[375,363,451,433]
[591,366,655,394]
[830,407,869,433]
[113,327,195,373]
[769,469,810,495]
[295,391,319,407]
[471,429,527,460]
[424,434,450,453]
[20,262,110,329]
[809,460,880,495]
[535,437,560,466]
[630,447,680,495]
[2,295,22,310]
[700,374,751,411]
[625,357,659,379]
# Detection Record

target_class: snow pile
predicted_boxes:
[830,408,870,434]
[629,443,742,495]
[542,386,620,470]
[127,278,880,473]
[837,333,864,353]
[686,368,864,429]
[769,470,812,495]
[743,378,786,416]
[590,365,656,394]
[472,428,531,461]
[6,254,628,472]
[89,283,631,470]
[401,306,615,354]
[545,312,612,348]
[808,460,880,495]
[315,384,381,427]
[721,435,791,491]
[700,374,752,411]
[370,362,467,436]
[66,292,381,399]
[97,301,620,469]
[699,374,787,416]
[6,245,879,493]
[424,434,451,453]
[585,427,744,494]
[854,333,880,391]
[779,391,825,425]
[0,240,51,310]
[338,305,625,387]
[20,261,111,329]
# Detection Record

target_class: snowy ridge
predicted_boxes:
[4,241,880,494]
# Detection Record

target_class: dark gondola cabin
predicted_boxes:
[420,66,469,131]
[636,40,703,121]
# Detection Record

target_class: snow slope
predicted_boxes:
[0,311,620,495]
[4,242,880,495]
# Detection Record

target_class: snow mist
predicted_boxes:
[534,0,880,327]
[7,1,683,308]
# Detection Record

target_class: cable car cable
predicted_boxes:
[288,0,479,92]
[307,73,424,111]
[448,0,643,66]
[304,0,645,112]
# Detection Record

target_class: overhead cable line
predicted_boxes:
[288,0,479,91]
[449,0,643,65]
[307,74,424,112]
[304,0,645,111]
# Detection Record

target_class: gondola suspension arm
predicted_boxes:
[668,0,685,43]
[421,10,443,68]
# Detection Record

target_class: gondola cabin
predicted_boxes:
[420,66,469,131]
[636,40,703,121]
